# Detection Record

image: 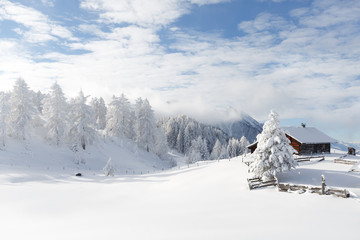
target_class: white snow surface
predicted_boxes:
[283,126,337,144]
[1,147,360,239]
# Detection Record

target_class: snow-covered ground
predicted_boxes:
[1,148,360,240]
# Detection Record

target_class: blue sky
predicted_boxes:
[0,0,360,142]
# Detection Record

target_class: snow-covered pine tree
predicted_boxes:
[187,138,202,164]
[68,90,97,151]
[153,126,169,160]
[106,94,134,139]
[176,131,185,153]
[42,82,68,146]
[200,138,209,160]
[90,97,107,130]
[118,94,135,140]
[0,92,9,149]
[249,110,297,180]
[219,144,229,159]
[187,136,209,163]
[210,139,223,160]
[227,138,240,158]
[184,121,198,154]
[135,98,157,152]
[32,90,45,114]
[103,157,115,176]
[239,136,250,155]
[9,78,36,141]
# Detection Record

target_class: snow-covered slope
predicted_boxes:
[332,141,360,154]
[1,155,359,240]
[0,134,171,179]
[215,112,263,143]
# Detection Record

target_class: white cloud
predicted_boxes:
[0,0,74,43]
[80,0,190,27]
[79,0,229,27]
[41,0,55,7]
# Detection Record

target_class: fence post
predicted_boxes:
[321,175,326,195]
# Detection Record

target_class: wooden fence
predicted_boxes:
[247,177,277,190]
[295,155,325,162]
[248,177,350,198]
[334,159,357,165]
[278,183,349,198]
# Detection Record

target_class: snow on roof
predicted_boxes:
[282,127,336,144]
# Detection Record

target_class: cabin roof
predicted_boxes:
[282,127,336,144]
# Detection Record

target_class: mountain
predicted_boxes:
[214,112,263,143]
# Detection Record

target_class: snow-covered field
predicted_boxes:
[1,149,360,240]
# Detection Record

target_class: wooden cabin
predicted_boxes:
[247,126,336,155]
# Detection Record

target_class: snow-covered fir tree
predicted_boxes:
[249,110,297,180]
[32,90,45,114]
[227,138,241,158]
[42,82,69,146]
[153,126,169,160]
[239,136,250,155]
[106,94,134,139]
[187,136,209,163]
[68,90,97,151]
[90,97,107,130]
[9,78,36,141]
[184,121,199,154]
[210,139,223,160]
[135,98,157,152]
[219,144,229,159]
[0,92,9,149]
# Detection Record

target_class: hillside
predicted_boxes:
[0,134,172,179]
[0,153,359,239]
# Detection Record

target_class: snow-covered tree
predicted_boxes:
[187,136,209,163]
[210,139,223,160]
[227,138,241,158]
[103,157,116,176]
[106,94,134,139]
[135,98,157,152]
[153,126,169,160]
[9,78,36,141]
[68,91,97,151]
[42,82,68,146]
[0,92,9,149]
[249,110,297,180]
[32,90,45,114]
[219,144,229,159]
[184,121,199,154]
[90,97,107,130]
[239,136,250,155]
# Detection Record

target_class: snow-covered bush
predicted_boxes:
[103,157,116,176]
[249,110,297,180]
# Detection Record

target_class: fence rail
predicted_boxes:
[278,183,350,198]
[295,155,325,162]
[334,159,357,165]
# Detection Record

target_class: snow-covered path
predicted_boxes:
[1,158,359,240]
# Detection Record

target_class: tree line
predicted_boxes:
[0,78,168,161]
[0,78,251,164]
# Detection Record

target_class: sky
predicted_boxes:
[0,0,360,142]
